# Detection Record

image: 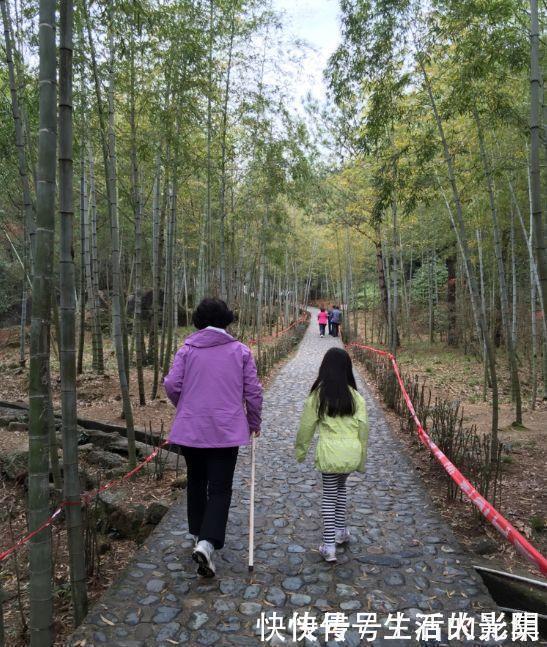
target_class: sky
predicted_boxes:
[271,0,341,110]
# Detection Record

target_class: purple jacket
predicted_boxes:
[164,328,263,448]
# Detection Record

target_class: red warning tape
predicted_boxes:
[348,341,547,577]
[248,313,309,346]
[0,439,169,563]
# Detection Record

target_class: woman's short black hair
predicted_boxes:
[192,298,234,330]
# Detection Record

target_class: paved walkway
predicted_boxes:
[70,312,500,647]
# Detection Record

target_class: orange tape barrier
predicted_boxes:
[348,341,547,577]
[0,439,169,563]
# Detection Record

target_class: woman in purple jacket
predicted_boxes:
[164,298,263,577]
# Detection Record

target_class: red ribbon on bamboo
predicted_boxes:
[248,313,308,346]
[348,341,547,577]
[0,439,169,563]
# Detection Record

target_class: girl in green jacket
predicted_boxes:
[295,347,369,562]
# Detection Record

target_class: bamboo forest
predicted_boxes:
[0,0,545,645]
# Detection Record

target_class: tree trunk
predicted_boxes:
[28,0,56,639]
[1,0,36,271]
[446,254,457,346]
[473,107,522,425]
[530,0,547,366]
[390,200,399,353]
[77,144,87,375]
[106,24,136,466]
[162,185,176,376]
[88,145,104,373]
[129,36,145,405]
[219,14,235,300]
[428,251,434,344]
[476,233,489,400]
[150,161,160,371]
[59,0,88,621]
[374,236,389,328]
[510,207,517,346]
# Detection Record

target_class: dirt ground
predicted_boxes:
[354,312,546,579]
[0,325,293,430]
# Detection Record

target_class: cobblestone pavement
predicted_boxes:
[70,312,503,647]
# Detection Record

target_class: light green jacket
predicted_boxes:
[295,387,369,474]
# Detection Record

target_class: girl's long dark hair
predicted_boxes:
[311,348,357,418]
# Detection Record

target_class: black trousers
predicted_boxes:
[331,322,339,337]
[319,323,326,335]
[181,446,239,549]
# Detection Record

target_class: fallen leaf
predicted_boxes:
[100,614,115,626]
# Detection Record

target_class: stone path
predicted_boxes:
[70,311,502,647]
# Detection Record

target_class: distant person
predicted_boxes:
[295,348,369,562]
[164,298,263,577]
[330,305,341,337]
[317,307,328,337]
[327,306,334,335]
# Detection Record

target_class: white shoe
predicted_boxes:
[193,540,216,577]
[335,528,350,545]
[318,543,336,562]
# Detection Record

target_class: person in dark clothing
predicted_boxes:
[327,306,334,336]
[330,306,341,337]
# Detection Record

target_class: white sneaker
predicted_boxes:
[318,543,336,562]
[192,540,216,577]
[335,528,350,545]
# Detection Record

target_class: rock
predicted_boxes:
[290,593,311,606]
[196,629,219,645]
[97,535,112,555]
[146,579,166,593]
[188,611,208,630]
[145,500,169,525]
[357,554,402,568]
[287,544,305,553]
[76,428,91,444]
[0,413,26,427]
[156,622,181,642]
[384,572,405,586]
[365,590,397,613]
[171,475,188,489]
[336,584,357,597]
[97,490,146,539]
[8,421,27,432]
[0,449,28,480]
[471,537,497,555]
[220,579,243,595]
[214,599,236,613]
[78,443,95,453]
[239,602,261,616]
[243,584,261,599]
[152,605,179,623]
[86,449,125,469]
[282,576,303,592]
[84,428,122,448]
[266,587,286,606]
[340,600,361,611]
[105,438,131,455]
[79,469,97,490]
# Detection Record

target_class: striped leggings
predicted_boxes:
[321,473,349,545]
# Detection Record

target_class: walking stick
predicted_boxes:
[248,433,257,573]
